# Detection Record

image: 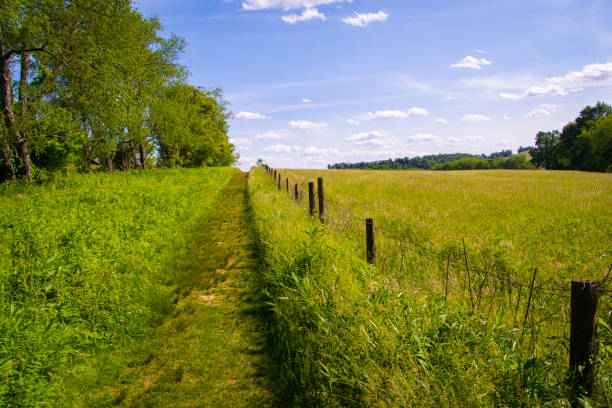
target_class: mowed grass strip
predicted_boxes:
[105,172,279,408]
[0,167,238,407]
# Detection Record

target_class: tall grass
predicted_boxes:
[0,167,238,407]
[251,167,612,406]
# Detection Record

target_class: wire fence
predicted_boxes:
[262,166,611,394]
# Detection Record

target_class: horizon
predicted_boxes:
[134,0,612,170]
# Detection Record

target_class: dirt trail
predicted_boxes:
[115,172,279,407]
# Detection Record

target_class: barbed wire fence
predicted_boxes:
[261,165,611,399]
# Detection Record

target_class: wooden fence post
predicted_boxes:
[286,177,289,193]
[274,169,276,180]
[317,177,324,223]
[569,279,602,399]
[366,219,375,265]
[294,183,299,201]
[277,173,281,190]
[308,182,315,216]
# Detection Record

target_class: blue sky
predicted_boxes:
[134,0,612,169]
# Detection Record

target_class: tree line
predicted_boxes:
[531,102,611,172]
[328,102,611,173]
[1,0,236,184]
[328,151,514,170]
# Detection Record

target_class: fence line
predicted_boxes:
[260,165,611,400]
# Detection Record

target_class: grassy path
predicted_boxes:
[113,172,279,407]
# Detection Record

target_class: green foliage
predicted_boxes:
[533,101,612,172]
[433,153,535,170]
[0,167,237,406]
[329,151,513,170]
[0,1,234,184]
[266,168,612,406]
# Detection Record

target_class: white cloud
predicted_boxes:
[407,133,437,142]
[343,11,389,28]
[345,130,385,141]
[263,144,292,153]
[301,98,312,103]
[304,146,339,155]
[526,103,558,118]
[526,108,551,118]
[435,118,448,124]
[230,137,253,148]
[546,62,612,86]
[358,108,428,120]
[289,120,327,129]
[474,49,487,54]
[242,0,352,11]
[461,114,490,122]
[503,115,511,120]
[254,132,286,140]
[282,8,326,24]
[451,55,493,70]
[441,96,458,102]
[235,111,269,120]
[494,62,611,100]
[499,85,568,100]
[448,135,484,144]
[345,119,360,126]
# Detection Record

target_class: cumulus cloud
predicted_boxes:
[254,132,286,140]
[263,144,292,153]
[499,85,568,100]
[301,98,312,103]
[345,119,360,126]
[345,130,385,141]
[230,137,253,148]
[448,135,484,143]
[343,11,389,28]
[407,133,437,142]
[526,103,558,118]
[282,8,326,24]
[435,118,448,124]
[358,108,428,120]
[546,62,612,86]
[461,114,490,122]
[304,146,339,155]
[289,120,327,129]
[496,62,611,100]
[242,0,352,11]
[235,111,269,119]
[451,55,493,70]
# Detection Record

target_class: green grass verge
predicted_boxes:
[250,167,611,407]
[0,167,238,407]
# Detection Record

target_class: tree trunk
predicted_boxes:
[139,142,147,169]
[129,140,139,169]
[18,53,32,183]
[105,154,114,173]
[0,49,18,180]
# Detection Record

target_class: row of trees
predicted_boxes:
[531,102,611,172]
[432,153,534,170]
[328,151,513,170]
[1,0,236,184]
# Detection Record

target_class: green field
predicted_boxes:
[253,167,612,406]
[3,166,611,407]
[0,168,238,406]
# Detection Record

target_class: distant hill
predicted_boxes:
[328,150,513,170]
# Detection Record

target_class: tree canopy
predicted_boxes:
[531,102,612,172]
[0,0,236,183]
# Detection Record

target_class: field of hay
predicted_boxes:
[256,167,612,406]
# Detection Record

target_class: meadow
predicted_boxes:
[0,167,238,407]
[251,167,612,406]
